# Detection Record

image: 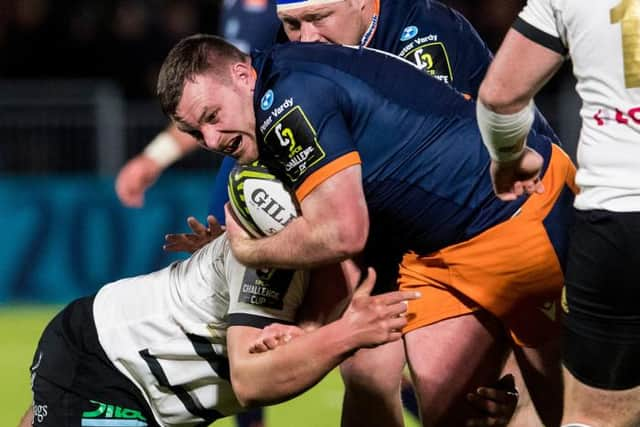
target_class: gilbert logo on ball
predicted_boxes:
[228,162,299,237]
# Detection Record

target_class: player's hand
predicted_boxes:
[163,215,225,253]
[340,268,420,348]
[489,147,544,201]
[249,323,307,354]
[115,155,163,208]
[466,374,519,427]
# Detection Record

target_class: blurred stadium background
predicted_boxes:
[0,0,580,425]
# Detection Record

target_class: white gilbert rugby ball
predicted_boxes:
[227,162,299,238]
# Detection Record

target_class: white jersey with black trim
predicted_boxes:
[517,0,640,211]
[93,234,309,426]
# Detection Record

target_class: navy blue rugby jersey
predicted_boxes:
[365,0,556,140]
[366,0,491,98]
[252,43,555,257]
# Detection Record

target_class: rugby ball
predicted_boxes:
[227,162,299,238]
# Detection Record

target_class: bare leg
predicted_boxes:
[562,367,640,427]
[340,339,406,427]
[499,350,544,427]
[18,406,33,427]
[512,338,563,427]
[404,311,509,427]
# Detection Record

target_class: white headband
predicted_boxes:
[277,0,344,12]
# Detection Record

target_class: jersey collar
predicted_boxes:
[359,0,380,47]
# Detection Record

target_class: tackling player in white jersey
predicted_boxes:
[476,0,640,426]
[19,231,417,427]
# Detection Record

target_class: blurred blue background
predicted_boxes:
[0,174,212,303]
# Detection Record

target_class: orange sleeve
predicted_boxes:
[295,152,361,201]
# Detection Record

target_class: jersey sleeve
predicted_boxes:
[256,72,361,201]
[514,0,568,55]
[225,250,309,329]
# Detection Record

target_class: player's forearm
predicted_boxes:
[230,320,357,407]
[476,100,534,162]
[235,216,361,269]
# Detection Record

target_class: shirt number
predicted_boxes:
[611,0,640,88]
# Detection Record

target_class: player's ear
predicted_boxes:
[231,61,256,91]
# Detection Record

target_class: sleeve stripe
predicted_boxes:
[513,17,567,55]
[227,313,295,329]
[295,151,362,201]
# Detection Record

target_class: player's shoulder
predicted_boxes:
[254,45,350,133]
[381,0,481,38]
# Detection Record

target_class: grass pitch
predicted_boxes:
[1,305,419,427]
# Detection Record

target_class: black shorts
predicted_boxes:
[29,296,160,426]
[562,209,640,390]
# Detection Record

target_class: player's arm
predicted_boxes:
[226,164,368,269]
[115,123,199,207]
[479,28,563,113]
[227,268,419,408]
[248,260,362,353]
[476,28,564,200]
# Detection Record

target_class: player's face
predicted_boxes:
[278,0,368,45]
[174,66,259,164]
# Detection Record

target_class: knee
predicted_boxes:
[340,358,403,393]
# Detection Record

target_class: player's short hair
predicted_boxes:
[157,34,250,118]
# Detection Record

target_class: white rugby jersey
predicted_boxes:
[93,234,309,426]
[516,0,640,211]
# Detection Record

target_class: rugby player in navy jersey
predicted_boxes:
[159,7,560,421]
[124,0,557,423]
[139,0,558,228]
[157,35,574,426]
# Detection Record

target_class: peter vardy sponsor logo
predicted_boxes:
[271,97,294,117]
[398,34,439,57]
[400,25,418,41]
[259,97,294,133]
[260,89,274,111]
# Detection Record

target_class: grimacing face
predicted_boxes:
[278,0,369,45]
[174,63,259,165]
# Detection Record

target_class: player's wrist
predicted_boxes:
[143,131,183,168]
[327,318,362,353]
[476,100,533,163]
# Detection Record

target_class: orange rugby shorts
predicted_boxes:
[399,144,577,346]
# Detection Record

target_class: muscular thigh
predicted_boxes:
[404,311,509,424]
[340,339,406,390]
